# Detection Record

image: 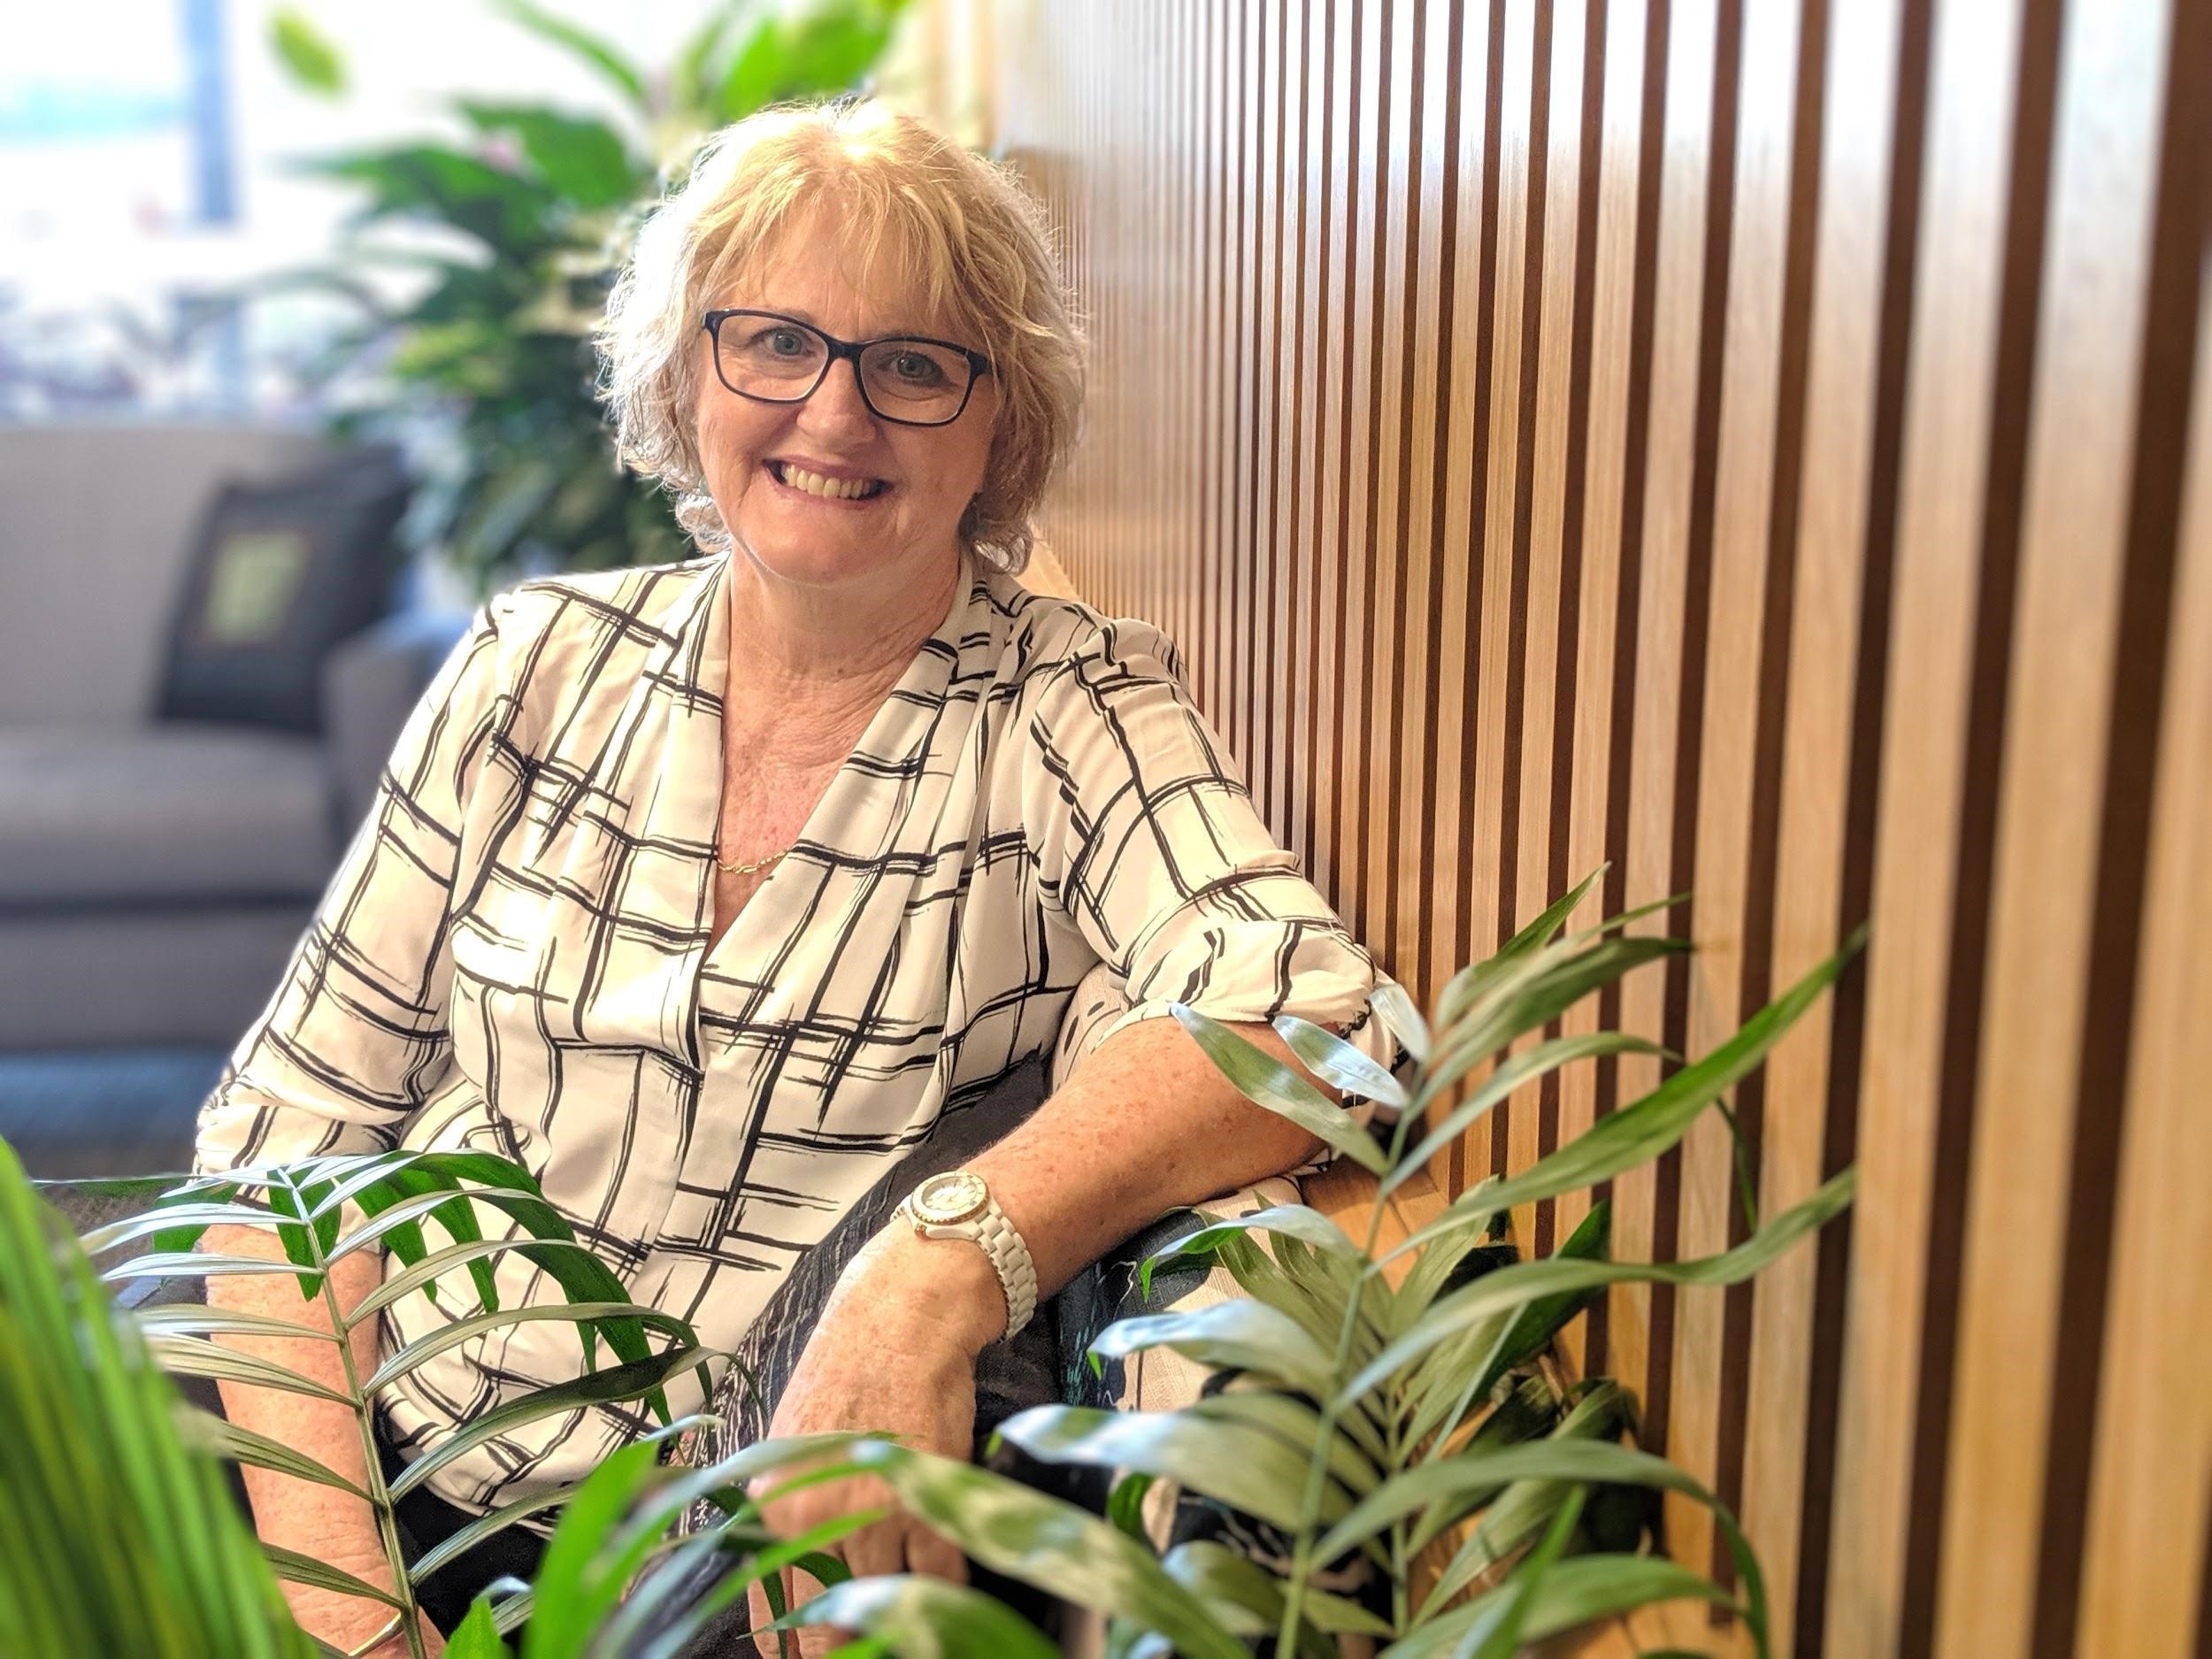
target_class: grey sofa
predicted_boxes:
[0,424,463,1049]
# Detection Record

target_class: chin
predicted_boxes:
[731,529,912,591]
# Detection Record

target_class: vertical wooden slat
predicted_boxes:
[1823,0,2035,1652]
[1386,0,1452,987]
[1740,0,1905,1644]
[1306,0,1358,912]
[1329,0,1384,945]
[1292,0,1318,885]
[1609,0,1724,1475]
[1931,5,2180,1655]
[1249,0,1286,830]
[2073,193,2212,1659]
[1553,0,1658,1323]
[1355,0,1415,970]
[1667,0,1805,1578]
[1502,0,1573,1240]
[1466,0,1537,1007]
[1426,0,1501,1027]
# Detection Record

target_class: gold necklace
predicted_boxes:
[714,845,791,877]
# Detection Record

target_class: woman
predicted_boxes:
[196,98,1402,1657]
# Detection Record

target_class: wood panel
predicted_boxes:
[954,0,2212,1652]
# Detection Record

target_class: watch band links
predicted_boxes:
[970,1198,1039,1338]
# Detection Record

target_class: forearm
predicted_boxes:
[849,1017,1329,1352]
[202,1225,397,1620]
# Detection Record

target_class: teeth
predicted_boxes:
[778,463,880,501]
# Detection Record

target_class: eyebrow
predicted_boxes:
[746,304,944,340]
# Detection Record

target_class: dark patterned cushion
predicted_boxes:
[156,448,410,733]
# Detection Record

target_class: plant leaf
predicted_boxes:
[995,1404,1358,1533]
[1371,980,1431,1062]
[1090,1300,1340,1401]
[269,6,346,96]
[1171,1005,1389,1174]
[1271,1014,1411,1109]
[142,1333,354,1407]
[1346,1171,1854,1402]
[388,1345,719,1503]
[1388,941,1863,1279]
[174,1406,366,1500]
[1139,1204,1363,1296]
[779,1575,1060,1659]
[263,1545,403,1609]
[850,1441,1248,1659]
[1159,1540,1383,1653]
[134,1302,339,1346]
[1386,1032,1663,1195]
[1464,1486,1586,1659]
[445,1595,513,1659]
[363,1300,697,1398]
[1379,1554,1736,1658]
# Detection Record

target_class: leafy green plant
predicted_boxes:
[755,871,1860,1657]
[268,0,914,587]
[0,1138,314,1658]
[50,1148,720,1658]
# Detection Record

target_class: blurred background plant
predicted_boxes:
[264,0,915,588]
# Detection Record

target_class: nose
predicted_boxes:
[797,354,879,442]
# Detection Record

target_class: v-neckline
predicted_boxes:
[694,555,977,984]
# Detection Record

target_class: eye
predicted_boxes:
[888,349,947,386]
[764,328,810,357]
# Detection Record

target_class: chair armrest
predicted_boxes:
[320,611,471,831]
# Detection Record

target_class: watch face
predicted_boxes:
[911,1170,988,1225]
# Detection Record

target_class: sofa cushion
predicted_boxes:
[0,726,338,908]
[155,448,411,734]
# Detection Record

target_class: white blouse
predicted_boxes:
[196,551,1402,1510]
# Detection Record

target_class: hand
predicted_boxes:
[746,1225,1004,1658]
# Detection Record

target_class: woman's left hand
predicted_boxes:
[746,1225,1004,1658]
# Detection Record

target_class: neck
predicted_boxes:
[719,545,964,757]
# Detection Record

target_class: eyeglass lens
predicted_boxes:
[715,317,973,424]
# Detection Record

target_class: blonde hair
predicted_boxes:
[596,97,1086,573]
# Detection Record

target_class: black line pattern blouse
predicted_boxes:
[195,551,1403,1511]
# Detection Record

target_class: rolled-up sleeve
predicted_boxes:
[1025,618,1407,1097]
[194,602,510,1174]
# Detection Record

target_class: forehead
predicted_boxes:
[718,200,964,340]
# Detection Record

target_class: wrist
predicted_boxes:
[841,1224,1008,1356]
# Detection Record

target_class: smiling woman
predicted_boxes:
[598,100,1085,578]
[187,96,1408,1659]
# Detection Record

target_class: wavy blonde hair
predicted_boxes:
[596,97,1086,574]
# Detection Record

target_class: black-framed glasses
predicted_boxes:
[702,309,994,427]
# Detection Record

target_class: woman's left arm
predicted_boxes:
[749,1012,1328,1650]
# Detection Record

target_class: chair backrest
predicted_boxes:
[0,423,332,725]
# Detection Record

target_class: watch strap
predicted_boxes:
[901,1182,1037,1340]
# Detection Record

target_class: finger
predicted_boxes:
[749,1574,801,1659]
[842,1514,902,1580]
[783,1562,844,1659]
[748,1575,773,1659]
[903,1518,969,1586]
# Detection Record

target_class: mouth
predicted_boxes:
[766,459,890,503]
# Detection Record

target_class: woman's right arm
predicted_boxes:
[196,603,511,1656]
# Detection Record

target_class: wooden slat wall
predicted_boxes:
[964,1,2212,1654]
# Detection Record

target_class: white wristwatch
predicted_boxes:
[895,1168,1038,1340]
